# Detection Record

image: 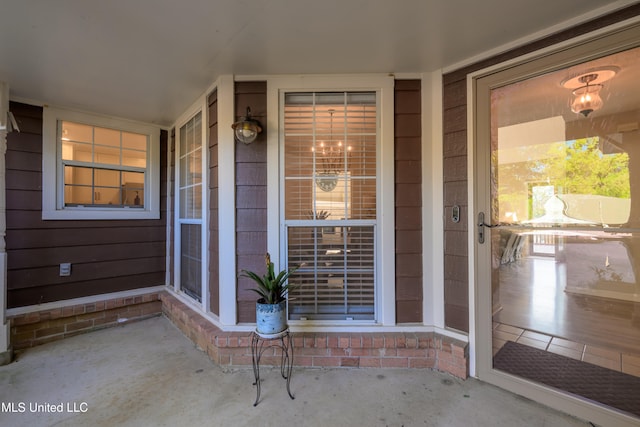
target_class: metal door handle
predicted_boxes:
[477,212,502,243]
[478,212,486,243]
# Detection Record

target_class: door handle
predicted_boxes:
[477,212,501,244]
[478,212,486,244]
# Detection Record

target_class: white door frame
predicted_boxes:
[468,19,640,427]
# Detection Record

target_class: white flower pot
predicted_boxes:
[255,300,287,335]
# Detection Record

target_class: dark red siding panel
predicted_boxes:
[8,273,164,308]
[440,4,640,333]
[5,102,167,308]
[234,81,267,323]
[395,137,421,160]
[396,300,422,324]
[208,90,220,315]
[394,80,422,323]
[9,103,43,135]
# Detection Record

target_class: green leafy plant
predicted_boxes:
[306,210,330,220]
[240,253,299,304]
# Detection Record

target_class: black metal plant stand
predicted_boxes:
[251,328,294,406]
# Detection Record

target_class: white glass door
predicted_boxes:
[475,41,640,421]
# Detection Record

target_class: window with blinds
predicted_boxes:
[284,92,377,321]
[178,112,203,302]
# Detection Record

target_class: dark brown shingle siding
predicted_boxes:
[395,79,423,323]
[234,81,267,323]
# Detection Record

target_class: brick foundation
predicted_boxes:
[9,293,163,350]
[161,293,469,378]
[8,291,469,378]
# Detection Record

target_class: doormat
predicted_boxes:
[493,340,640,418]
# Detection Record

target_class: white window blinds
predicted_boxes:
[284,92,377,321]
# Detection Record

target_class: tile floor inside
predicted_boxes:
[492,322,640,378]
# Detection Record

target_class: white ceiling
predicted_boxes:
[0,0,635,127]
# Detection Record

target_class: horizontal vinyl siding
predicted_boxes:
[6,102,167,308]
[394,79,423,323]
[234,81,267,323]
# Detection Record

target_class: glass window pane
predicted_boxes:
[284,135,314,177]
[180,124,187,157]
[62,141,92,162]
[94,145,120,165]
[64,165,92,186]
[94,127,120,147]
[179,112,203,220]
[122,132,147,151]
[179,186,202,219]
[315,177,349,219]
[95,186,121,205]
[124,188,143,207]
[65,185,93,205]
[284,179,313,220]
[123,171,144,185]
[351,178,376,220]
[288,225,375,320]
[179,156,188,187]
[122,149,146,168]
[190,147,202,185]
[62,121,92,143]
[180,224,202,301]
[94,168,119,187]
[349,134,377,177]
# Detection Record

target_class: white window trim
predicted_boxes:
[266,74,395,326]
[215,75,237,325]
[42,106,161,220]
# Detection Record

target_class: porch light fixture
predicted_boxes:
[562,67,618,118]
[570,74,603,117]
[232,107,262,144]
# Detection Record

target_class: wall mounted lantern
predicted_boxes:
[231,107,262,144]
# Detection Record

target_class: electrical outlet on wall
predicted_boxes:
[60,263,71,277]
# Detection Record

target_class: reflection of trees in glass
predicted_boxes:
[496,137,630,221]
[530,185,554,219]
[542,138,629,198]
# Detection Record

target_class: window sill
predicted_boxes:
[42,208,160,221]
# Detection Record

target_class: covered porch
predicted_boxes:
[0,315,586,427]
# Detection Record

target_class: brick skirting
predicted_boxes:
[161,293,469,378]
[9,293,163,350]
[8,291,469,378]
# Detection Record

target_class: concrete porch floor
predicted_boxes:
[0,316,589,427]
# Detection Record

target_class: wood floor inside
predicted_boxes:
[492,251,640,378]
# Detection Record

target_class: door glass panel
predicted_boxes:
[490,46,640,417]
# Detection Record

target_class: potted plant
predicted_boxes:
[240,253,298,335]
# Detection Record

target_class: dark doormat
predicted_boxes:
[493,340,640,418]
